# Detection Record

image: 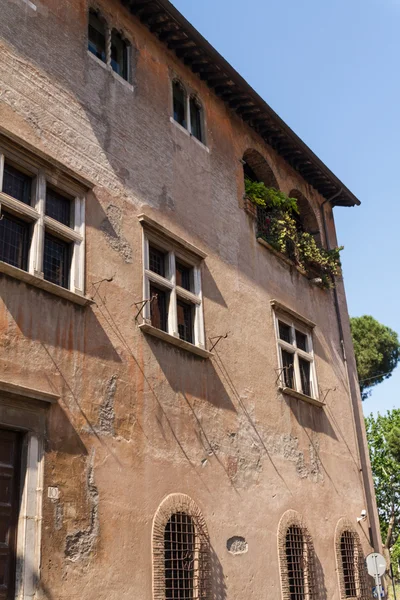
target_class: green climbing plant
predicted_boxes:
[244,178,343,289]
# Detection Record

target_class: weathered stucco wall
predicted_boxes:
[0,1,377,599]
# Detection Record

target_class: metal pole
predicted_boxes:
[374,555,384,598]
[391,562,397,600]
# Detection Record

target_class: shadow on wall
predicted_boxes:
[314,551,328,600]
[210,545,227,600]
[45,403,88,456]
[1,275,121,363]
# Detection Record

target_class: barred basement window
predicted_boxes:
[279,511,316,600]
[0,145,85,295]
[153,494,210,600]
[335,522,369,600]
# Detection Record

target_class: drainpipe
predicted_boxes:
[320,192,381,552]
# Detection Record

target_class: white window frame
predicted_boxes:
[142,231,205,350]
[0,146,85,296]
[273,311,318,400]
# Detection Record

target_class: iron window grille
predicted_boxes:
[0,147,85,294]
[337,528,370,600]
[88,10,131,83]
[284,525,315,600]
[274,312,318,400]
[171,80,205,145]
[142,232,205,349]
[164,512,196,599]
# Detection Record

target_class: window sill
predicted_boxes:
[169,117,209,152]
[279,386,324,408]
[87,51,133,90]
[0,261,93,306]
[139,323,212,359]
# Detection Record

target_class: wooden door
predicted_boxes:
[0,430,21,600]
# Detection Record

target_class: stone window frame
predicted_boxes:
[152,493,211,600]
[278,510,316,600]
[272,304,320,405]
[170,78,207,149]
[0,380,58,600]
[138,214,210,359]
[87,6,132,85]
[0,139,86,300]
[335,518,370,600]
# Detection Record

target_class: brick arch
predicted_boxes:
[334,518,370,600]
[289,189,322,245]
[243,148,279,189]
[152,493,210,600]
[278,510,316,600]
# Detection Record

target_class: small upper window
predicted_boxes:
[46,188,72,227]
[173,81,186,128]
[111,30,130,81]
[3,163,32,205]
[190,97,203,142]
[275,313,317,399]
[88,10,106,63]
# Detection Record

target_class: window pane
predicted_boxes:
[43,233,71,288]
[173,82,186,128]
[2,163,32,205]
[164,513,195,600]
[341,532,357,598]
[150,285,168,332]
[190,98,202,142]
[279,321,292,344]
[286,526,305,600]
[295,330,308,352]
[281,350,295,389]
[0,212,29,270]
[177,300,193,344]
[88,10,106,62]
[149,246,166,277]
[299,358,311,397]
[111,31,129,80]
[46,188,71,227]
[176,262,192,291]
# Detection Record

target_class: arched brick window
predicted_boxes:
[278,511,316,600]
[335,520,370,599]
[289,189,322,246]
[153,494,210,600]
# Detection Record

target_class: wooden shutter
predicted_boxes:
[0,430,21,600]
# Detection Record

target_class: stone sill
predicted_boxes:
[0,261,93,306]
[169,117,210,152]
[139,323,212,359]
[279,386,325,408]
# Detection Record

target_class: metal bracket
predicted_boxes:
[134,295,157,322]
[208,332,229,352]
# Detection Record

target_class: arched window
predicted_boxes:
[111,30,130,81]
[279,512,315,600]
[88,9,106,63]
[189,97,203,143]
[336,522,369,599]
[173,81,187,128]
[289,189,321,246]
[153,494,210,600]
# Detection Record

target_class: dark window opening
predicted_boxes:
[243,162,259,183]
[281,350,295,390]
[341,532,357,598]
[149,246,167,277]
[164,512,195,600]
[46,188,72,227]
[279,321,292,344]
[173,82,186,128]
[0,429,21,600]
[43,233,71,289]
[190,98,203,142]
[0,212,29,270]
[176,262,192,291]
[295,330,307,352]
[299,359,311,397]
[111,31,129,81]
[286,526,305,600]
[88,10,106,63]
[2,163,32,205]
[177,300,194,344]
[150,285,168,332]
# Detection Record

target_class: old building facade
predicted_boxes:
[0,1,379,599]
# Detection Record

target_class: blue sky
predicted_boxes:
[171,0,400,416]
